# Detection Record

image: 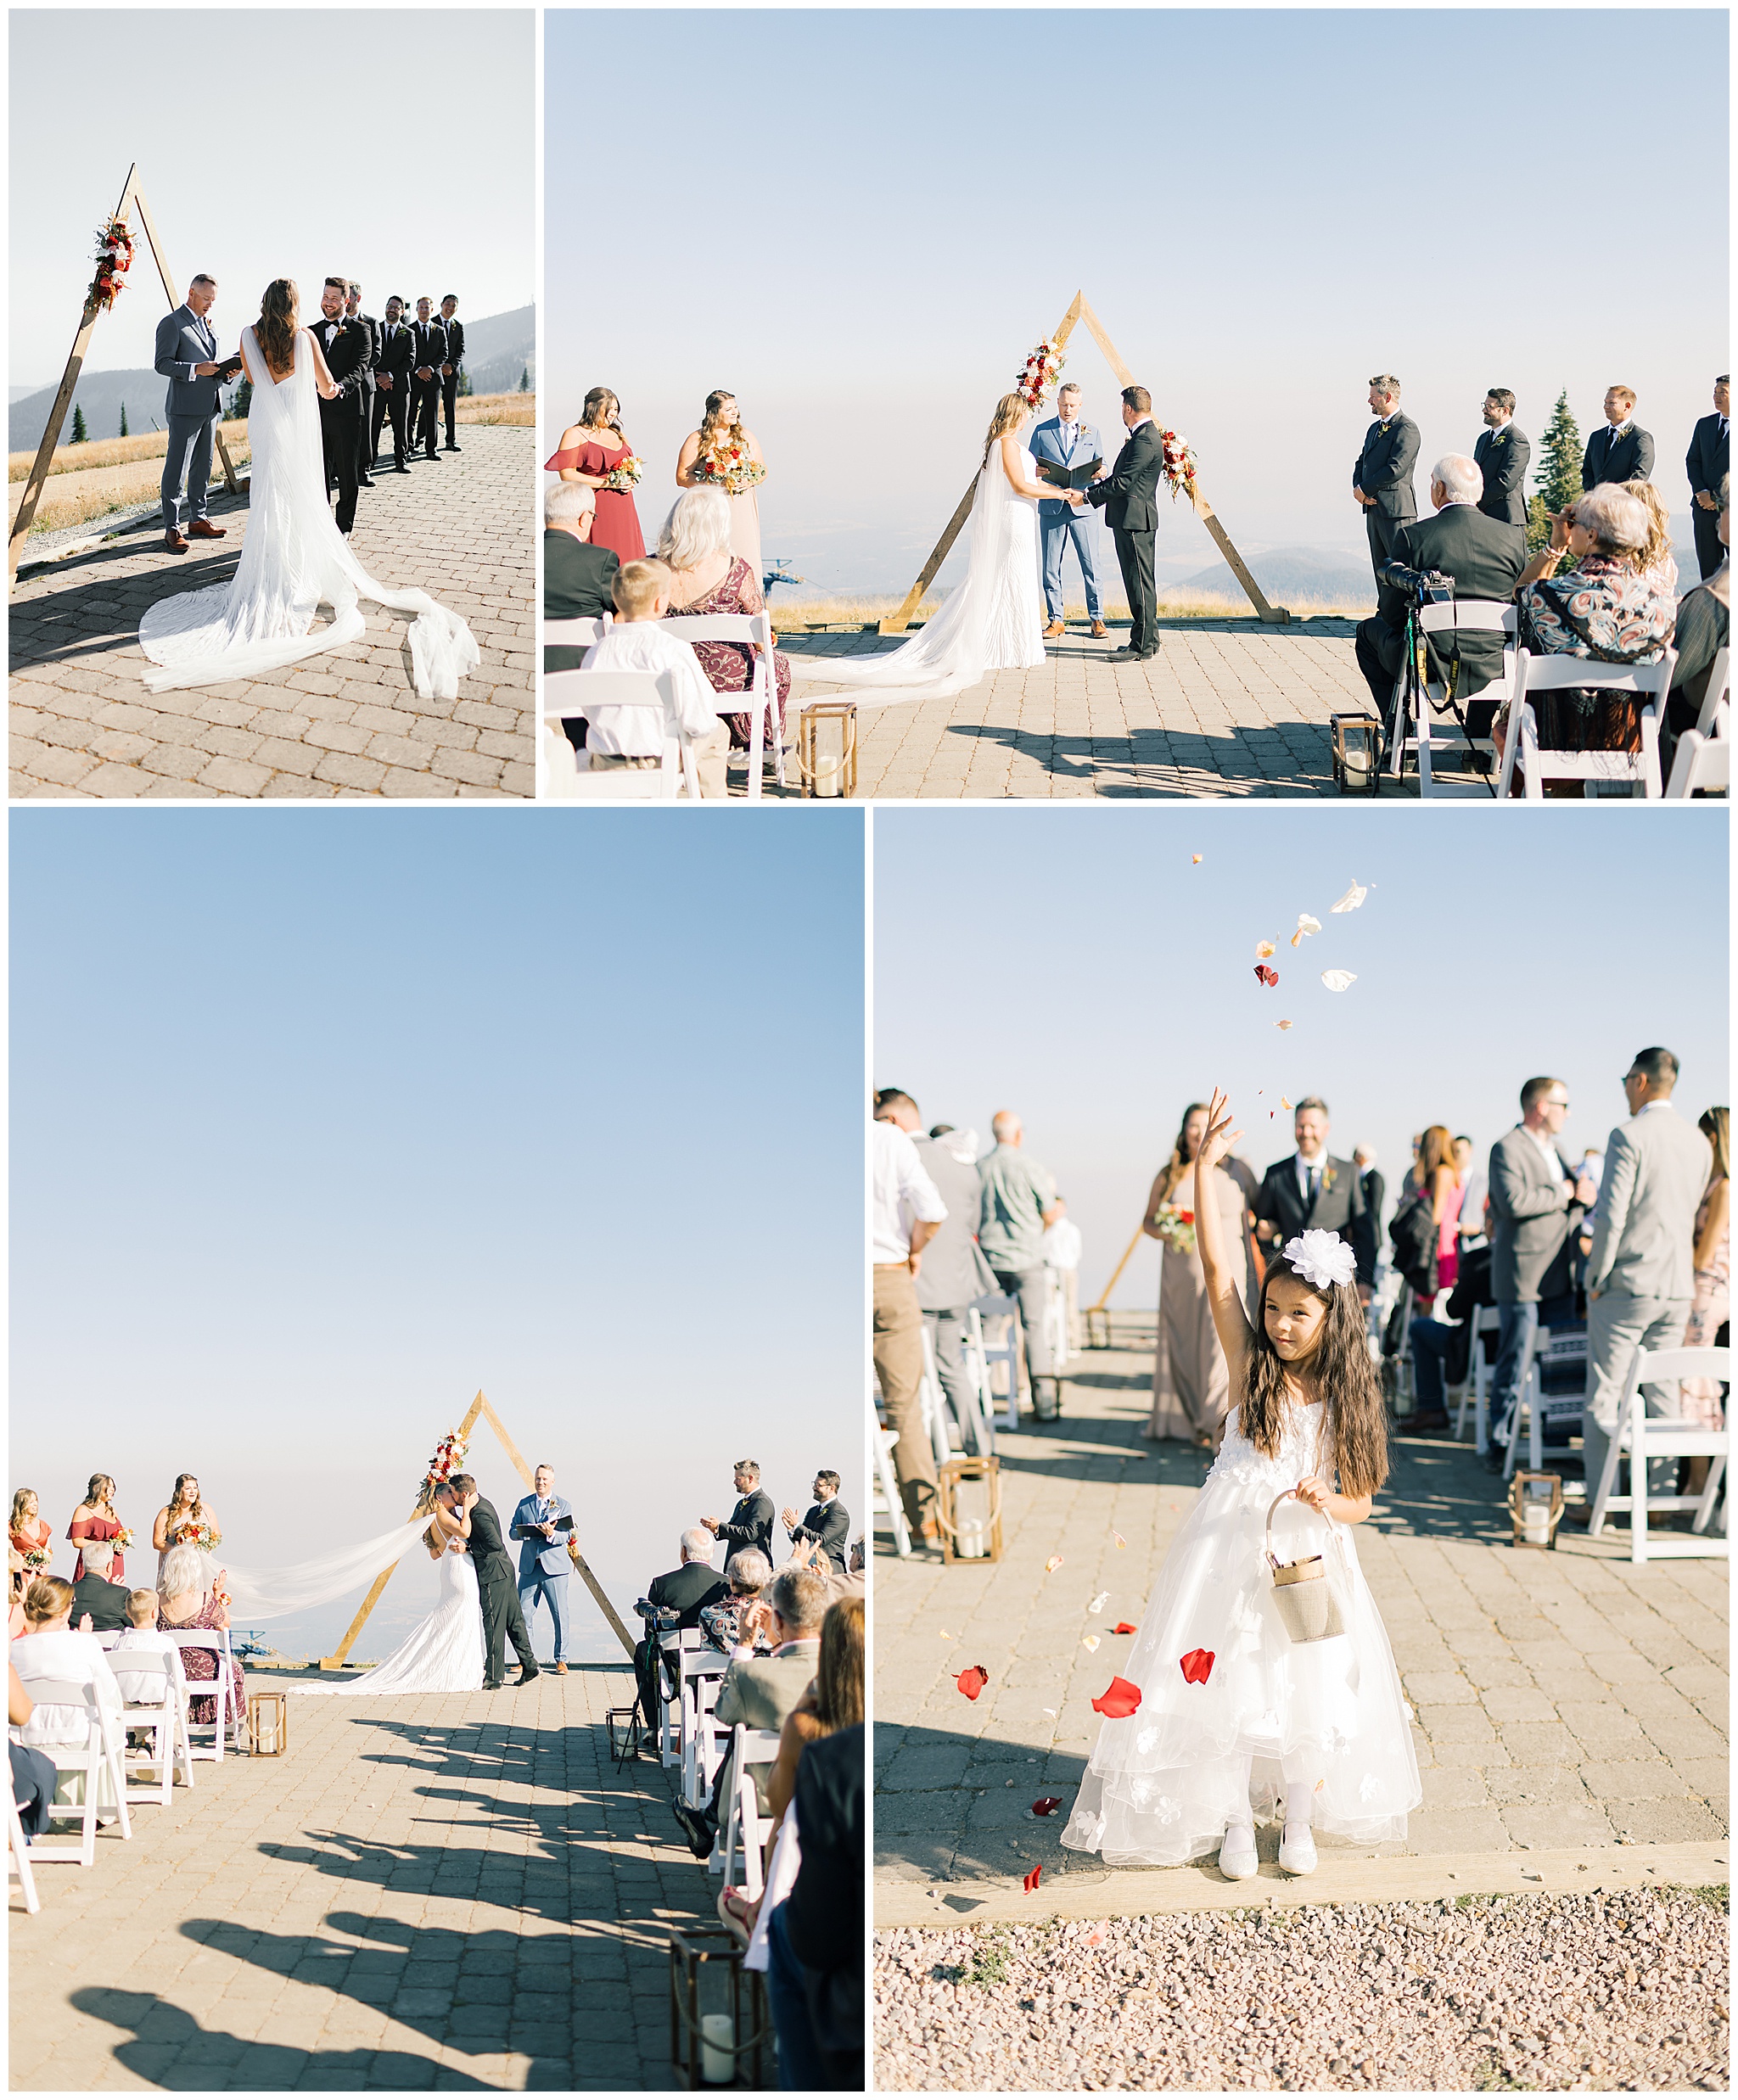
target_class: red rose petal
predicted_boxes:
[1023,1863,1043,1891]
[1179,1647,1216,1685]
[1091,1676,1142,1719]
[1254,964,1279,988]
[1113,1621,1139,1636]
[956,1666,989,1701]
[1031,1797,1062,1817]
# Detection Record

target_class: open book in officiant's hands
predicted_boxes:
[216,356,244,380]
[1036,456,1103,491]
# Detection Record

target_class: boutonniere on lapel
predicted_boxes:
[1491,431,1507,446]
[1320,1167,1337,1193]
[1378,420,1391,434]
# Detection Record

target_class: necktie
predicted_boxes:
[1308,1165,1321,1203]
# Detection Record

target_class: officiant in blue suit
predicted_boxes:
[511,1463,575,1672]
[1030,383,1109,639]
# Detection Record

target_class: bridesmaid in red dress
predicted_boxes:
[545,387,645,563]
[68,1472,126,1582]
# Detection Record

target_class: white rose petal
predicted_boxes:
[1330,882,1368,914]
[1320,970,1357,993]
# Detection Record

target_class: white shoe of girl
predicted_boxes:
[1278,1821,1317,1875]
[1219,1821,1259,1880]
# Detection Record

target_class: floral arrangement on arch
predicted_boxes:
[603,454,643,492]
[1015,339,1065,412]
[691,435,765,497]
[1150,1202,1197,1257]
[423,1429,468,1495]
[1157,427,1199,503]
[89,217,135,312]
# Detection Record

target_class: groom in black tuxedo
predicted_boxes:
[311,277,371,535]
[444,1476,540,1688]
[1073,385,1164,660]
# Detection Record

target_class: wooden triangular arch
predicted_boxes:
[879,291,1287,634]
[8,160,242,585]
[319,1389,636,1669]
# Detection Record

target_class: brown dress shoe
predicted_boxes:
[1091,620,1109,638]
[187,520,227,539]
[1042,619,1066,640]
[164,529,189,554]
[554,1661,568,1675]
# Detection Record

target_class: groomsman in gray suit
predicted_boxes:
[1582,1047,1714,1498]
[1353,374,1420,579]
[1474,389,1531,529]
[1029,384,1109,640]
[1582,386,1656,489]
[154,273,231,555]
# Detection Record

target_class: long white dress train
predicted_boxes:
[138,324,479,699]
[810,443,1046,703]
[293,1545,485,1696]
[1061,1401,1420,1866]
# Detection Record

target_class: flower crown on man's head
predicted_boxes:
[1283,1229,1358,1292]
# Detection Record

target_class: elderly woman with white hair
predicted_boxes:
[157,1542,244,1728]
[657,484,792,759]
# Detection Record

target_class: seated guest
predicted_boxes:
[545,483,620,676]
[157,1544,244,1729]
[1663,476,1730,778]
[765,1721,864,2092]
[575,559,732,798]
[1626,478,1680,600]
[8,1663,60,1837]
[698,1548,772,1655]
[109,1589,188,1710]
[1497,484,1674,786]
[764,1593,864,1827]
[656,486,792,757]
[1354,454,1526,747]
[70,1538,132,1632]
[782,1471,851,1575]
[1407,1240,1493,1436]
[636,1527,729,1722]
[672,1563,827,1856]
[701,1459,776,1563]
[12,1576,126,1817]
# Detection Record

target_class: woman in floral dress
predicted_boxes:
[659,487,791,753]
[546,387,645,563]
[157,1543,244,1728]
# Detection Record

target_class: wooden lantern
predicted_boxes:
[1332,713,1384,794]
[668,1925,765,2090]
[797,701,857,799]
[1509,1470,1564,1550]
[936,1455,1003,1565]
[248,1689,289,1755]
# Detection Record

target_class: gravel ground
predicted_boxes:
[875,1885,1730,2091]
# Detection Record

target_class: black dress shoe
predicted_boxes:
[671,1800,714,1858]
[391,463,412,474]
[358,475,376,489]
[1108,646,1142,662]
[515,1668,541,1686]
[444,443,461,452]
[483,1680,504,1691]
[1136,643,1163,658]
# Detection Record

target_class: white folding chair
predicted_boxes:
[874,1428,912,1559]
[1389,600,1515,796]
[653,611,782,798]
[8,1791,40,1913]
[1588,1346,1730,1562]
[113,1651,195,1808]
[1497,647,1675,799]
[717,1723,782,1902]
[93,1631,121,1650]
[1665,714,1730,798]
[8,1680,132,1864]
[949,1307,998,1459]
[1694,647,1730,736]
[918,1324,954,1465]
[165,1632,241,1762]
[544,614,611,651]
[1455,1305,1504,1450]
[973,1292,1024,1431]
[678,1648,728,1812]
[542,668,702,802]
[1504,1324,1589,1479]
[657,1627,698,1770]
[1043,1266,1071,1375]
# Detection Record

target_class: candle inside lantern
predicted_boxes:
[700,2011,734,2086]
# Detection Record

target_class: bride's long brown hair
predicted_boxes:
[257,280,299,379]
[981,393,1029,468]
[1242,1261,1389,1499]
[412,1479,446,1554]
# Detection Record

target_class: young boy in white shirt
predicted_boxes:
[109,1588,186,1709]
[579,559,732,798]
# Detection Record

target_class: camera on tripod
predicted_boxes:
[1379,561,1455,608]
[633,1598,680,1632]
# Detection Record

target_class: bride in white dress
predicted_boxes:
[295,1487,485,1697]
[810,393,1050,703]
[138,277,478,701]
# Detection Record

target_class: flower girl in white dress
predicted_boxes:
[1062,1089,1420,1879]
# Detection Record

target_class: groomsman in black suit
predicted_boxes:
[1250,1095,1376,1296]
[1686,376,1730,580]
[1353,375,1420,579]
[783,1470,851,1575]
[408,298,447,462]
[443,1476,539,1688]
[1473,389,1531,529]
[311,277,371,535]
[701,1459,776,1562]
[1074,385,1165,660]
[1582,386,1655,488]
[345,281,378,489]
[439,294,465,453]
[372,296,414,473]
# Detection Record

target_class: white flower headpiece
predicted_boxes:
[1283,1229,1357,1291]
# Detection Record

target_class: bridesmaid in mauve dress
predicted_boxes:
[546,386,645,563]
[68,1473,126,1582]
[676,389,765,584]
[1142,1104,1256,1448]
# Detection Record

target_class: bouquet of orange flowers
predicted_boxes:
[691,439,765,498]
[603,454,642,492]
[113,1527,136,1553]
[22,1547,50,1574]
[173,1520,222,1554]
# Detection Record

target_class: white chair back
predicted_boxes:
[1694,647,1730,736]
[918,1323,953,1466]
[1588,1345,1730,1561]
[873,1429,911,1559]
[1505,1324,1589,1477]
[653,610,782,798]
[7,1791,39,1914]
[973,1292,1024,1431]
[544,613,611,649]
[717,1723,782,1902]
[1498,647,1674,799]
[1456,1304,1505,1450]
[541,667,698,802]
[1391,600,1516,796]
[7,1677,132,1864]
[113,1651,196,1808]
[1665,719,1730,798]
[165,1630,239,1761]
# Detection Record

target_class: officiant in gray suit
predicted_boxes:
[1030,384,1109,640]
[154,273,231,555]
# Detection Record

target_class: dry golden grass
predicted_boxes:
[766,593,943,630]
[771,586,1371,629]
[11,431,255,537]
[9,417,251,484]
[457,390,535,426]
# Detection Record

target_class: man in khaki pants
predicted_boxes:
[872,1112,947,1543]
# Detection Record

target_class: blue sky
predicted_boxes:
[10,810,865,1662]
[546,8,1728,591]
[874,805,1730,1302]
[8,11,535,385]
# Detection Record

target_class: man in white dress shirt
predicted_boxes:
[577,560,731,797]
[1042,1194,1084,1352]
[872,1112,947,1541]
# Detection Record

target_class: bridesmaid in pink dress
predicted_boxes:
[545,387,645,563]
[68,1473,126,1583]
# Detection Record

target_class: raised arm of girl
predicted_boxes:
[1194,1088,1256,1405]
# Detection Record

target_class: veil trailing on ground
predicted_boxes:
[809,447,1026,705]
[219,1518,431,1622]
[138,323,479,700]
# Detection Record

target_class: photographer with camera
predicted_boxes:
[1354,454,1528,752]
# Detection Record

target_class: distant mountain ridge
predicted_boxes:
[8,304,534,454]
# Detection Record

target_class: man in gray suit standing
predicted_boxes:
[154,272,232,556]
[1483,1077,1595,1471]
[1353,374,1420,580]
[1582,1048,1714,1498]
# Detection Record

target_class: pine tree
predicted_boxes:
[119,401,129,438]
[70,405,88,444]
[231,378,253,422]
[457,372,473,398]
[519,365,530,394]
[1527,389,1582,550]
